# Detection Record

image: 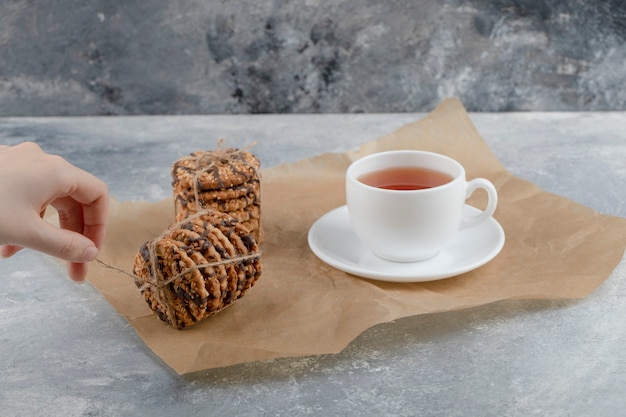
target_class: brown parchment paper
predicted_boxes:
[87,98,626,374]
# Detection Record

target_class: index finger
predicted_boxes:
[82,192,109,249]
[63,165,109,249]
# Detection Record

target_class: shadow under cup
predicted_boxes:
[345,150,497,263]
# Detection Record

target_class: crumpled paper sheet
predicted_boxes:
[88,98,626,374]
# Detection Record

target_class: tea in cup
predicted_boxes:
[345,150,498,262]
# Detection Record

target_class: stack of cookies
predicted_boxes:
[133,211,262,329]
[170,148,262,242]
[132,145,263,329]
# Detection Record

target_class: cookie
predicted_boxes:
[175,202,260,223]
[171,147,263,242]
[173,179,260,203]
[171,148,260,191]
[174,191,260,215]
[133,211,262,329]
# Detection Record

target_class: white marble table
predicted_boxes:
[1,112,625,417]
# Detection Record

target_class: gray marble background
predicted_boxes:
[1,0,625,116]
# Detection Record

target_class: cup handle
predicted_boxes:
[461,178,498,229]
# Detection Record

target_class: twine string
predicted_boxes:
[96,141,261,325]
[95,209,262,323]
[96,250,261,293]
[174,140,259,213]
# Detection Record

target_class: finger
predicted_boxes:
[67,261,88,283]
[53,201,95,283]
[52,196,85,236]
[80,194,108,249]
[62,169,109,249]
[21,217,99,263]
[0,244,23,258]
[51,194,108,270]
[2,236,89,283]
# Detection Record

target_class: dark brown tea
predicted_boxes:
[358,166,453,190]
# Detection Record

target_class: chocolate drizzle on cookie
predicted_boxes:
[171,142,263,242]
[89,142,266,330]
[132,210,262,329]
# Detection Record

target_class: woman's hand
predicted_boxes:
[0,142,109,282]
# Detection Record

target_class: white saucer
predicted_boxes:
[307,205,505,283]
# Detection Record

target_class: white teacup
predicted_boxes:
[345,150,498,262]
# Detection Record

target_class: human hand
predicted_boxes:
[0,142,109,282]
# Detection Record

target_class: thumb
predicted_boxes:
[0,244,23,258]
[23,220,100,263]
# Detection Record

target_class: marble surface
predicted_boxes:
[0,112,625,416]
[1,1,625,116]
